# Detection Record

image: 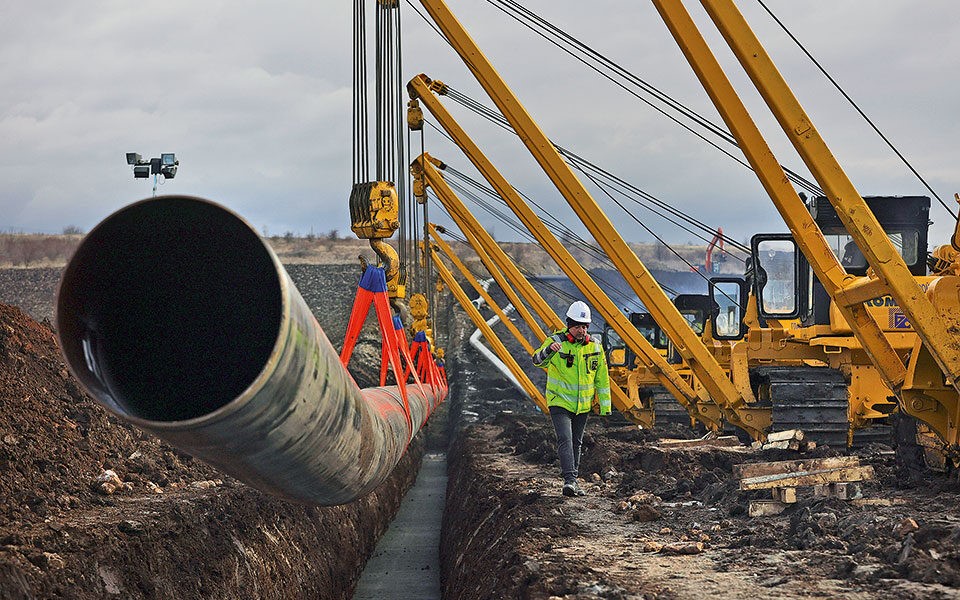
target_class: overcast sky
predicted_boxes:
[1,1,957,250]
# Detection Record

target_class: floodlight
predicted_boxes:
[127,151,180,192]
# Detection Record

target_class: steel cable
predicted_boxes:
[439,90,750,260]
[483,0,823,196]
[755,0,954,220]
[435,174,680,300]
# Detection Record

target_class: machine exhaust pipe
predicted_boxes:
[56,196,444,505]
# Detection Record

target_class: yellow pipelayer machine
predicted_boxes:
[406,0,960,463]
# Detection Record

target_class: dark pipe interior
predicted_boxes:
[57,197,282,422]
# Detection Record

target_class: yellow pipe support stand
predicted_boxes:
[428,224,535,355]
[429,246,548,412]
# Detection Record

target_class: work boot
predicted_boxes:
[562,480,586,497]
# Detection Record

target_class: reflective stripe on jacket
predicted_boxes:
[532,329,611,415]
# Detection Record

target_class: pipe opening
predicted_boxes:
[57,197,282,423]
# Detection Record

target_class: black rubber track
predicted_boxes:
[759,366,892,449]
[645,386,700,430]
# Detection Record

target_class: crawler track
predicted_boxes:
[645,386,697,429]
[758,367,850,448]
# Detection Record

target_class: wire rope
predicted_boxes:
[439,89,750,260]
[755,0,954,220]
[481,0,823,196]
[432,202,624,312]
[435,175,680,301]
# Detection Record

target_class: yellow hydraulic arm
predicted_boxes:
[417,160,654,426]
[415,157,557,336]
[413,0,762,438]
[437,217,545,338]
[428,242,548,411]
[652,0,960,447]
[427,223,535,355]
[650,1,906,395]
[410,134,715,431]
[426,200,546,342]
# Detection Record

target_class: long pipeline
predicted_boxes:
[55,196,444,505]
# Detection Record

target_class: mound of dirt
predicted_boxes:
[0,302,223,529]
[0,301,424,599]
[442,412,960,599]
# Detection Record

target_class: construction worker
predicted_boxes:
[841,239,865,269]
[532,300,611,497]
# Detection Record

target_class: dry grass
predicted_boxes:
[0,233,743,274]
[0,234,84,268]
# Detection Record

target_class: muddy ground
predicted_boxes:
[442,411,960,599]
[4,265,960,599]
[0,265,440,599]
[440,276,960,599]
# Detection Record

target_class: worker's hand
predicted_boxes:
[549,341,561,352]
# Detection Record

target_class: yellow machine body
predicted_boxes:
[349,181,400,240]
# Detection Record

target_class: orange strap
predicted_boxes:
[341,267,414,439]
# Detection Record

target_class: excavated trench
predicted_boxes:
[0,263,537,599]
[5,264,960,599]
[0,264,441,599]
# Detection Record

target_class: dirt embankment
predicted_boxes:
[0,232,742,277]
[441,411,960,599]
[0,259,435,599]
[7,259,960,600]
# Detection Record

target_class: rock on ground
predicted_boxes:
[441,412,960,599]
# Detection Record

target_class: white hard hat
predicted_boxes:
[566,301,591,325]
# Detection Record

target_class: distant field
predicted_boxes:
[0,233,373,268]
[0,232,745,274]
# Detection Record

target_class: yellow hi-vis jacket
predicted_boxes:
[532,329,611,416]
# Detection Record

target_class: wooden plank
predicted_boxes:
[772,486,797,503]
[851,497,906,507]
[814,482,863,500]
[733,455,860,480]
[766,429,805,443]
[657,436,742,448]
[740,465,874,491]
[749,500,787,517]
[761,439,800,451]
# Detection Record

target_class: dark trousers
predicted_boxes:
[549,406,588,484]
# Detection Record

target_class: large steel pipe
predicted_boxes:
[56,195,444,505]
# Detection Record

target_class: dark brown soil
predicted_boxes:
[0,275,423,598]
[441,411,960,599]
[6,262,960,599]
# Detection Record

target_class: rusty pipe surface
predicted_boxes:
[56,196,444,505]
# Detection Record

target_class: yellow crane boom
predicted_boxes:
[411,0,764,438]
[650,0,960,449]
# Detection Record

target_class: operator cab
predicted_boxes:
[602,311,668,368]
[811,195,928,276]
[666,294,719,363]
[601,309,679,368]
[805,195,929,325]
[672,294,718,336]
[708,195,931,336]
